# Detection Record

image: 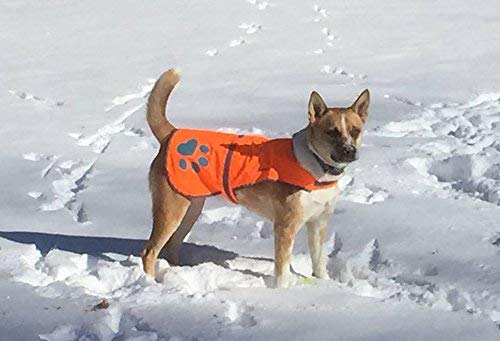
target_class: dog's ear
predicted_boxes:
[308,91,328,123]
[351,89,370,122]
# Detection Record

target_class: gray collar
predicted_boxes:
[292,129,344,182]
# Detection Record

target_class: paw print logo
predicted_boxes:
[176,138,209,172]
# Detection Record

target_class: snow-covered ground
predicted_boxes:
[1,0,500,340]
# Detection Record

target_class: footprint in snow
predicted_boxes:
[206,19,262,58]
[39,159,96,224]
[22,152,55,162]
[207,38,245,57]
[76,103,145,153]
[239,23,262,34]
[321,65,367,80]
[25,81,151,225]
[206,24,260,57]
[321,27,336,41]
[123,127,146,137]
[28,191,44,200]
[224,301,257,328]
[23,154,60,178]
[246,0,270,11]
[206,49,218,57]
[311,6,367,82]
[489,233,500,247]
[229,38,246,48]
[9,90,64,107]
[383,94,423,107]
[67,132,82,140]
[105,80,154,112]
[340,178,390,205]
[313,4,329,19]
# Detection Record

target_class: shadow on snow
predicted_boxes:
[0,231,238,266]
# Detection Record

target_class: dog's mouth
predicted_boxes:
[330,154,358,165]
[330,158,350,168]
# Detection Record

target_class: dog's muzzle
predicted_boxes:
[332,144,358,163]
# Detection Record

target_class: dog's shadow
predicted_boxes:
[0,231,276,284]
[0,231,239,267]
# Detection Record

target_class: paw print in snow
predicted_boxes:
[177,139,209,172]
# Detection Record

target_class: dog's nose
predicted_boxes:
[342,144,358,160]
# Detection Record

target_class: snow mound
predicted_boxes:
[0,242,265,339]
[377,93,500,204]
[0,243,264,299]
[160,263,265,295]
[329,238,500,325]
[339,174,390,205]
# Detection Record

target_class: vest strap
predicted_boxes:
[222,144,239,204]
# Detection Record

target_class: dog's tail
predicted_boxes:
[146,69,180,142]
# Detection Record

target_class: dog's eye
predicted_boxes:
[350,127,361,138]
[326,128,340,138]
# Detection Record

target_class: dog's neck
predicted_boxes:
[292,129,345,182]
[311,152,347,176]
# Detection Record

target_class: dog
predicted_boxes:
[141,69,370,288]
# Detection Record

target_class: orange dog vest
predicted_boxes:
[165,129,338,203]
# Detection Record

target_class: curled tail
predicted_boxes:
[147,69,180,142]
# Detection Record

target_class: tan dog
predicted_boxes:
[142,69,370,288]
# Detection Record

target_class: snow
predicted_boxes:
[1,0,500,340]
[376,93,500,204]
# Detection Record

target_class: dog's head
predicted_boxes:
[306,89,370,166]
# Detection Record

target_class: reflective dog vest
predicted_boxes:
[165,129,338,203]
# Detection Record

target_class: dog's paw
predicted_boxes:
[275,274,291,288]
[312,271,330,280]
[177,138,210,172]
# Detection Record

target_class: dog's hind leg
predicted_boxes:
[165,197,205,265]
[142,184,190,278]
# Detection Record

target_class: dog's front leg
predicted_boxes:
[274,220,301,288]
[306,219,330,279]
